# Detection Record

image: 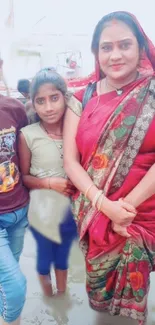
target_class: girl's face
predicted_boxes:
[34,83,66,124]
[98,20,140,82]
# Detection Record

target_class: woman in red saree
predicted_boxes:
[64,11,155,325]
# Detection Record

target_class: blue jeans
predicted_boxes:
[0,205,28,323]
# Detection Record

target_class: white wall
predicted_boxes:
[0,0,154,87]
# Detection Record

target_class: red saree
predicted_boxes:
[71,13,155,325]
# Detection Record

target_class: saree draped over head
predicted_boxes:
[69,12,155,325]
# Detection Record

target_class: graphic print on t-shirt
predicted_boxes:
[0,127,19,193]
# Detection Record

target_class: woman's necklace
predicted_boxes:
[40,123,63,159]
[105,72,139,96]
[105,78,123,96]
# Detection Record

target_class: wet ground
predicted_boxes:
[20,230,155,325]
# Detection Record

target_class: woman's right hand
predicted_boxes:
[112,222,131,238]
[49,177,75,196]
[100,196,137,226]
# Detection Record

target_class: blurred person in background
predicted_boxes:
[17,79,35,123]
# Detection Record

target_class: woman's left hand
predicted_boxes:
[111,222,131,238]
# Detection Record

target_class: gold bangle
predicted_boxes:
[92,190,103,208]
[97,194,105,211]
[84,184,94,198]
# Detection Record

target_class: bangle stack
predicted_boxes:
[84,184,94,198]
[97,194,105,211]
[92,190,103,209]
[84,184,105,211]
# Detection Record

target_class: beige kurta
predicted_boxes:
[21,122,70,243]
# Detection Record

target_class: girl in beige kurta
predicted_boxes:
[19,68,77,296]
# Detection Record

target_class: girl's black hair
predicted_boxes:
[31,68,67,103]
[91,11,149,57]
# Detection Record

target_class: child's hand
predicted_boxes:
[49,177,75,196]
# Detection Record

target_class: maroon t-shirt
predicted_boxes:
[0,95,29,214]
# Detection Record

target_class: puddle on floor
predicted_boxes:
[20,230,155,325]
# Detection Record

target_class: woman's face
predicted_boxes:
[98,20,140,82]
[34,83,66,124]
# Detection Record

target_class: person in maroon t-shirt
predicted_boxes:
[0,95,29,325]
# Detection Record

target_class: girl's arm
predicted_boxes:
[18,132,73,195]
[18,132,51,189]
[124,163,155,207]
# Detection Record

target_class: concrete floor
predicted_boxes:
[20,230,155,325]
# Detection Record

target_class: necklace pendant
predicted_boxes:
[117,89,123,96]
[59,145,62,149]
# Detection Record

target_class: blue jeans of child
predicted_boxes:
[0,205,28,323]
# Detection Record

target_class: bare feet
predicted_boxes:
[38,274,53,297]
[39,270,68,298]
[55,269,68,293]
